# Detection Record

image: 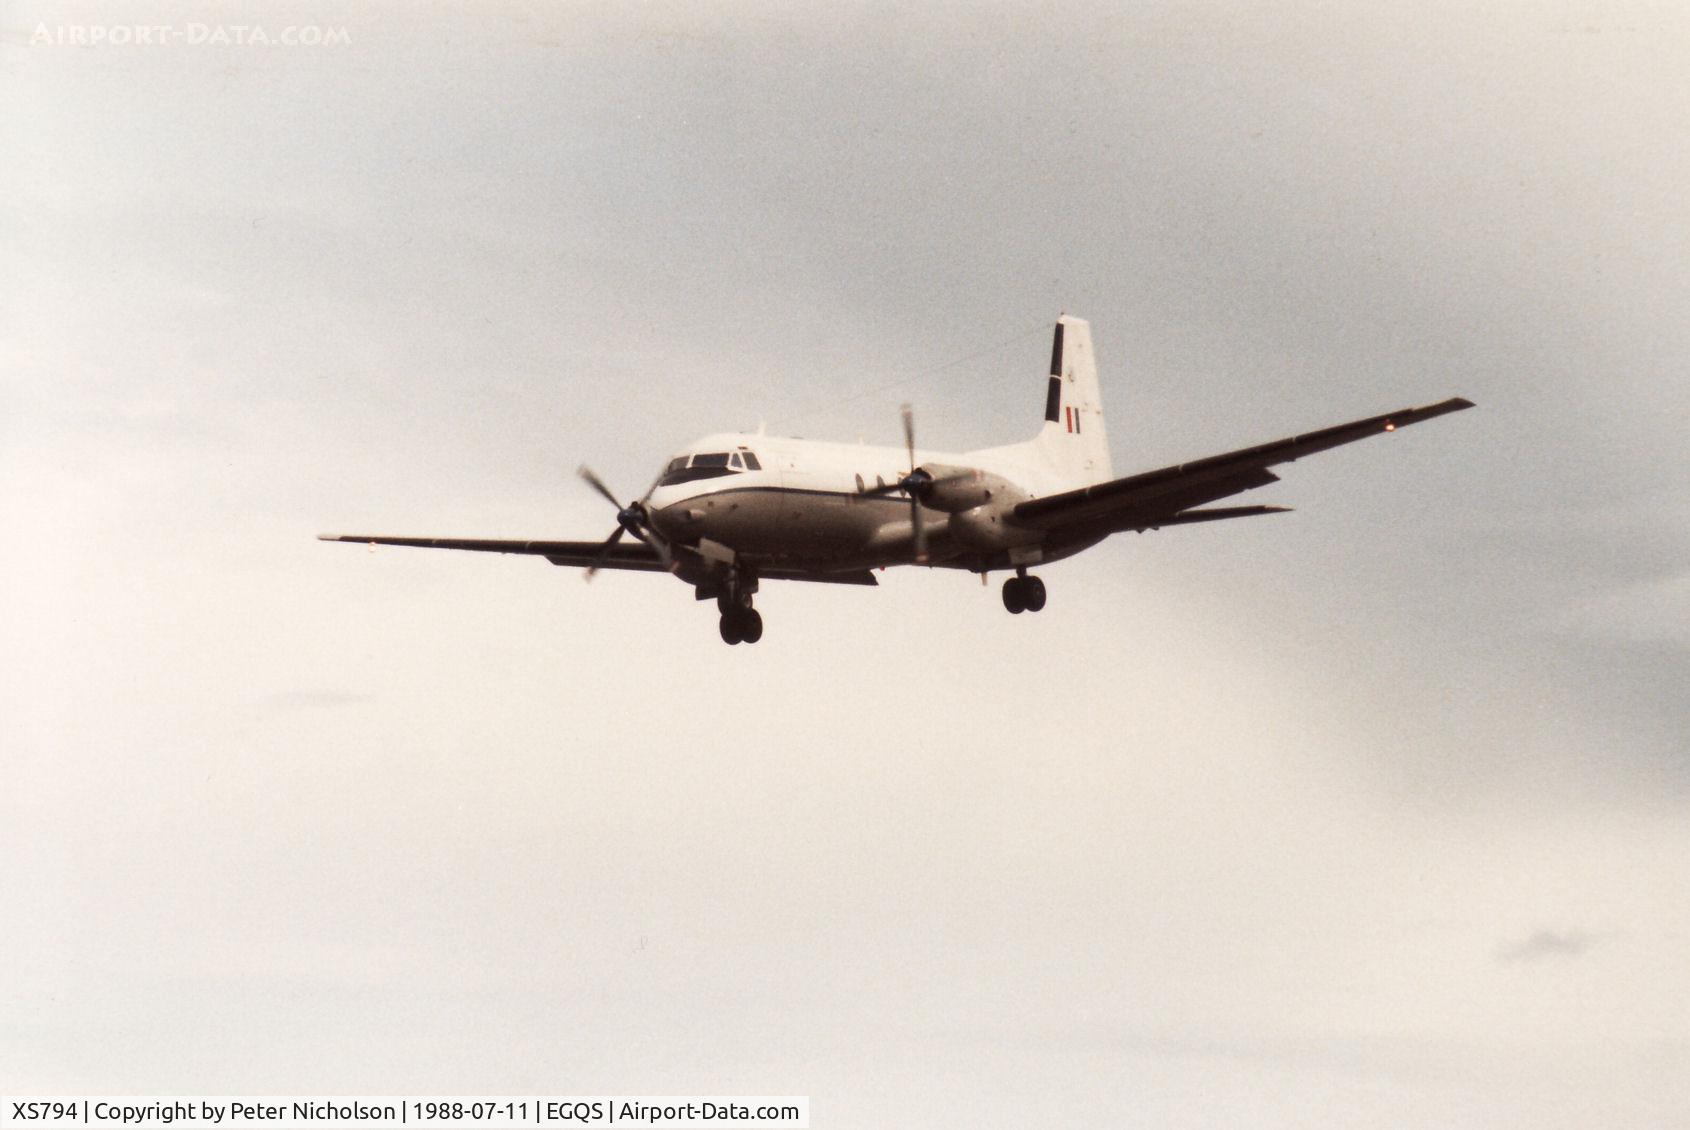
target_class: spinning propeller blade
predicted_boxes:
[583,525,626,582]
[577,465,622,510]
[900,404,927,564]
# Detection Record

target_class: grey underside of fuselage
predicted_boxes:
[655,486,1100,574]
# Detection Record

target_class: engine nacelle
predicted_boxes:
[945,498,1041,551]
[915,464,1025,514]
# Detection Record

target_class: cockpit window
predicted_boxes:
[658,451,743,487]
[655,448,766,487]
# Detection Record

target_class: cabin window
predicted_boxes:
[728,452,744,470]
[740,451,761,470]
[692,452,730,468]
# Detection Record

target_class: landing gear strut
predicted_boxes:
[1001,570,1047,615]
[717,591,764,645]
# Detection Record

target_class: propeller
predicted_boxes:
[902,405,928,563]
[858,404,931,563]
[577,465,670,579]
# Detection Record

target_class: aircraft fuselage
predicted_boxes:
[646,432,1080,574]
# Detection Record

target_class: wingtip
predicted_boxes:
[1409,396,1476,420]
[317,534,346,542]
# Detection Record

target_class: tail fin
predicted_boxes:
[1031,315,1112,484]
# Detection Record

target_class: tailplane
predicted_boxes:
[1031,315,1112,484]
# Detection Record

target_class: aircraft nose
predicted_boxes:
[644,483,680,515]
[647,500,704,539]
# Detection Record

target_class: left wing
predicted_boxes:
[1014,396,1474,535]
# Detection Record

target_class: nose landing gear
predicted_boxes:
[1001,570,1047,615]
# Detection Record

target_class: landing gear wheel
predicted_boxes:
[1023,575,1046,612]
[1002,577,1027,614]
[718,606,762,645]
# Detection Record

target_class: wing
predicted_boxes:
[316,535,671,572]
[1014,396,1474,535]
[316,534,881,586]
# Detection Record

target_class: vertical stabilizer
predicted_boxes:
[1032,316,1112,485]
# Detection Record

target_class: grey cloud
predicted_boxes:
[1496,929,1604,963]
[254,690,375,712]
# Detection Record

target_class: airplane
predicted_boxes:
[320,316,1473,644]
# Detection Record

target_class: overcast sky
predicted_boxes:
[3,2,1687,1126]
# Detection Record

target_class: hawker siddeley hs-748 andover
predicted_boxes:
[321,316,1474,644]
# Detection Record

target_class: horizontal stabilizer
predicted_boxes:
[1138,505,1291,530]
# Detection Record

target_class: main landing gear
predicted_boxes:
[717,593,764,645]
[1001,569,1047,615]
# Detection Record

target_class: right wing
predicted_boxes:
[316,535,670,572]
[1014,396,1474,535]
[316,534,880,585]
